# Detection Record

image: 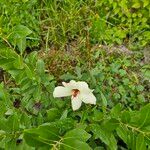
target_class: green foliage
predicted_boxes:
[60,50,149,109]
[0,0,149,50]
[0,0,149,149]
[0,0,40,49]
[91,124,117,150]
[9,25,32,55]
[39,0,150,49]
[90,0,150,48]
[0,44,149,149]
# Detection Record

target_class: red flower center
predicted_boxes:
[72,89,80,97]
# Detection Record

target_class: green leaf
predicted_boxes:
[15,140,35,150]
[24,124,60,148]
[143,0,149,7]
[64,128,91,142]
[25,51,38,66]
[119,69,126,76]
[24,65,34,79]
[17,37,26,55]
[111,103,122,118]
[24,119,74,148]
[136,134,146,150]
[116,125,128,144]
[92,109,104,121]
[0,114,20,132]
[102,119,119,132]
[5,139,16,150]
[132,2,141,8]
[63,128,91,150]
[121,111,131,124]
[60,109,68,120]
[75,66,82,78]
[0,118,8,131]
[7,114,20,132]
[0,102,7,119]
[36,59,45,76]
[128,131,136,150]
[9,25,32,54]
[91,124,117,150]
[11,25,32,38]
[63,139,91,150]
[0,84,6,101]
[5,109,13,116]
[94,147,105,150]
[134,103,150,128]
[46,108,61,122]
[0,47,22,70]
[37,125,60,143]
[100,92,107,107]
[60,73,76,80]
[136,85,144,92]
[23,131,47,147]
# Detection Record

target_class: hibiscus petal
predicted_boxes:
[79,92,96,104]
[53,86,72,98]
[62,80,77,89]
[77,81,91,92]
[77,81,88,88]
[71,96,82,111]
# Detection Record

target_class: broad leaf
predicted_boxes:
[111,103,122,118]
[136,134,146,150]
[63,128,91,150]
[9,25,32,54]
[91,124,117,150]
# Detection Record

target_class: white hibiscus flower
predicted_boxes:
[53,80,96,111]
